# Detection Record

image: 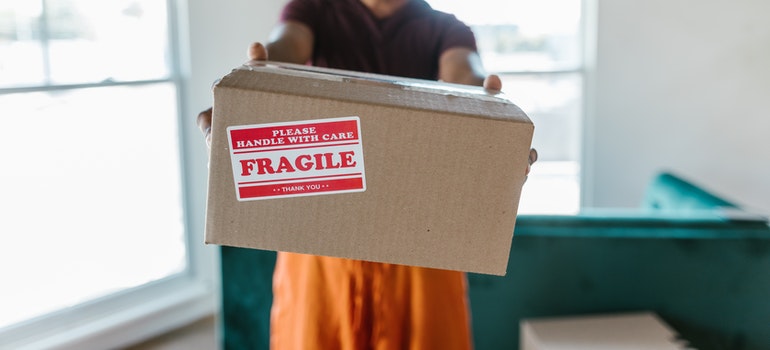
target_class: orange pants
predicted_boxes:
[270,252,473,350]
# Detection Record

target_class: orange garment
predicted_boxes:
[270,252,473,350]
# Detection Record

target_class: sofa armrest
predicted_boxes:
[642,172,739,210]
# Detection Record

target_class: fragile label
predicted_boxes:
[227,116,366,200]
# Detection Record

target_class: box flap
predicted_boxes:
[215,61,532,124]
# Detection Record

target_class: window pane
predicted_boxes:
[502,73,582,214]
[519,161,581,214]
[46,0,170,84]
[0,83,186,328]
[501,73,582,162]
[427,0,583,213]
[428,0,581,72]
[1,0,170,88]
[0,1,46,87]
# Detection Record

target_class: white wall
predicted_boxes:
[586,0,770,215]
[184,0,284,118]
[178,0,286,314]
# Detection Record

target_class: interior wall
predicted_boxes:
[587,0,770,215]
[180,0,286,307]
[181,0,285,254]
[185,0,284,117]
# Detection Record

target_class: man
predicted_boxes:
[197,0,535,348]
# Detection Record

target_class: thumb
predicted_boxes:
[483,74,502,91]
[248,42,269,61]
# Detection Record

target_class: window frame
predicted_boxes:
[0,0,217,348]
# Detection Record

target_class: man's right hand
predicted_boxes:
[198,42,271,148]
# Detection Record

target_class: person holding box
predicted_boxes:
[197,0,536,348]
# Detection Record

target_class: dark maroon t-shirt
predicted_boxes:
[280,0,477,80]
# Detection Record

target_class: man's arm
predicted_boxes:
[259,21,314,63]
[438,47,501,90]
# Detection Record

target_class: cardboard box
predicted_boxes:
[520,312,689,350]
[205,62,533,275]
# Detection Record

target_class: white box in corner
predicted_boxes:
[520,312,690,350]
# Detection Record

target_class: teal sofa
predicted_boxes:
[220,172,770,349]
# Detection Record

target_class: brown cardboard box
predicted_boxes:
[205,62,533,275]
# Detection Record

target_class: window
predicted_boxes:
[429,0,583,214]
[0,0,212,348]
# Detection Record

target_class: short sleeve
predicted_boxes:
[280,0,320,30]
[437,14,478,54]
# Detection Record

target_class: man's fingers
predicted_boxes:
[197,107,213,148]
[248,42,269,61]
[525,148,538,177]
[483,74,502,91]
[196,107,213,135]
[528,148,538,165]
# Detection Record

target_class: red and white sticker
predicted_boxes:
[227,116,366,201]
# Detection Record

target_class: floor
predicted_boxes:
[125,316,218,350]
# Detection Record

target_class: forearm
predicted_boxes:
[438,47,486,87]
[265,21,314,64]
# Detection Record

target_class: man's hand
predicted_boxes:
[197,107,213,148]
[198,42,272,148]
[483,74,502,91]
[247,42,269,63]
[526,148,538,178]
